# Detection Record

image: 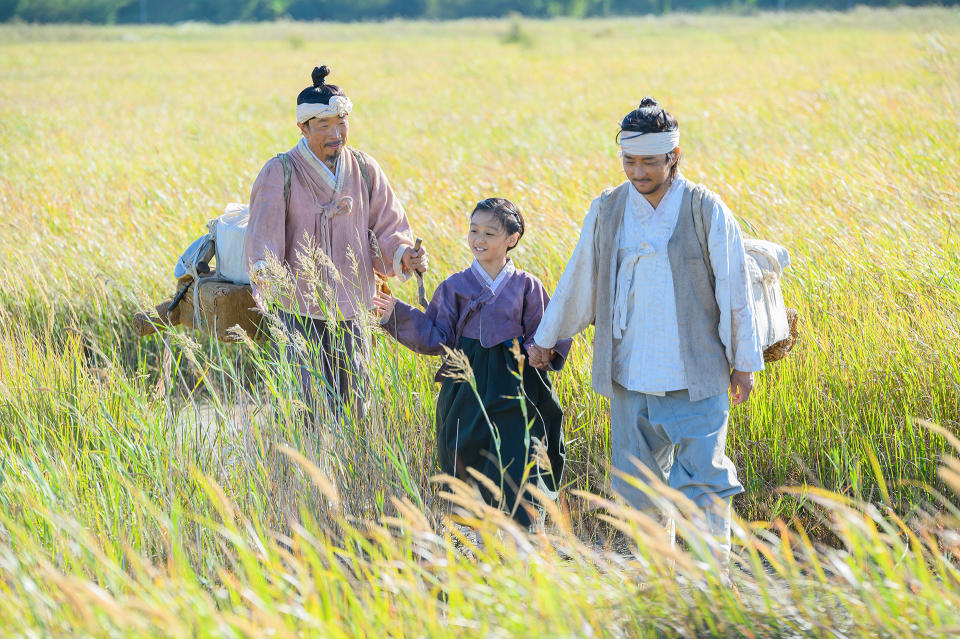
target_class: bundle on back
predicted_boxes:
[132,202,265,343]
[133,279,264,343]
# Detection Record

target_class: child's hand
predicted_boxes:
[373,291,397,319]
[526,343,554,370]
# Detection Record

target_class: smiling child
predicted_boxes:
[374,198,572,527]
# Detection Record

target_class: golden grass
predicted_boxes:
[0,8,959,636]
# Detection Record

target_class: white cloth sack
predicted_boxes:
[208,203,250,285]
[743,238,791,349]
[174,234,214,280]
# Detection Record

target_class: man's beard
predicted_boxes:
[323,144,343,169]
[633,175,671,194]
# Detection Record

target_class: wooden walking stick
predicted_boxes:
[413,237,428,309]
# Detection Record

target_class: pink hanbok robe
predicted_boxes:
[244,142,414,319]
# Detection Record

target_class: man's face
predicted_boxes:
[298,114,349,165]
[621,150,677,197]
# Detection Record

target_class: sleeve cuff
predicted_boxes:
[379,306,395,326]
[733,354,765,373]
[546,353,564,372]
[532,331,556,350]
[393,245,412,282]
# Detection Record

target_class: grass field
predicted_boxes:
[1,8,960,637]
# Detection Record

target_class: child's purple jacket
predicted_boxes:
[381,261,573,380]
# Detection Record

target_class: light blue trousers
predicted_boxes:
[610,383,743,511]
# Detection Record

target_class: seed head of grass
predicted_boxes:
[167,330,201,368]
[254,251,297,307]
[294,232,341,301]
[439,344,475,385]
[225,324,256,348]
[531,436,552,475]
[260,311,289,345]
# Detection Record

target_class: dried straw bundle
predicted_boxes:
[133,279,265,342]
[763,307,800,363]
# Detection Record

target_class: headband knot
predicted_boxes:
[297,95,353,124]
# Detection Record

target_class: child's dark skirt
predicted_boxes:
[436,336,565,527]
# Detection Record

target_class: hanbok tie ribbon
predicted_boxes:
[318,196,353,219]
[312,195,354,285]
[612,242,656,339]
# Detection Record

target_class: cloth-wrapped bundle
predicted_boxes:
[742,238,799,363]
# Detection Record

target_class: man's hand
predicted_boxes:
[729,370,755,406]
[526,342,555,370]
[372,291,397,319]
[401,245,429,273]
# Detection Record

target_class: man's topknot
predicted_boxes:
[312,65,330,87]
[619,96,678,135]
[297,64,344,106]
[638,97,659,109]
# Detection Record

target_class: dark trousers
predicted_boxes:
[278,312,369,424]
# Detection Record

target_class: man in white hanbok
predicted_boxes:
[528,97,764,564]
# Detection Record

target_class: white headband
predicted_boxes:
[619,129,680,156]
[296,95,353,124]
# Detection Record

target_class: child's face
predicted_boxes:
[468,210,519,264]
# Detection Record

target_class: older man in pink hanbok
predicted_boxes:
[244,65,427,420]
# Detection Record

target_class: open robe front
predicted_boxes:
[534,177,765,400]
[244,143,414,319]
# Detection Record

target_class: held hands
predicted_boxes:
[729,369,755,406]
[372,291,397,320]
[401,245,429,273]
[526,342,555,370]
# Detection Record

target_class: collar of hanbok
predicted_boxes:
[627,173,687,223]
[613,175,687,341]
[296,137,344,192]
[470,258,515,295]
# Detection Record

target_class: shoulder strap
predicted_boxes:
[690,184,715,286]
[276,152,292,213]
[350,147,373,199]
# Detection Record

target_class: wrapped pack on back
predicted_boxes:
[743,238,791,350]
[209,203,250,285]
